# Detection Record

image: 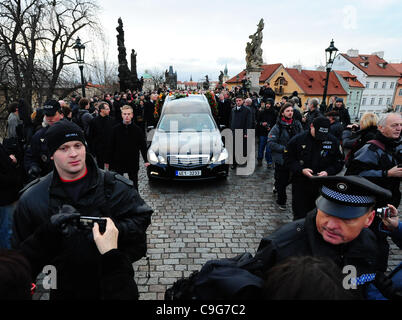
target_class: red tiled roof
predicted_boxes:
[334,70,365,88]
[86,82,104,88]
[226,63,282,83]
[341,53,400,77]
[389,63,402,86]
[285,68,347,96]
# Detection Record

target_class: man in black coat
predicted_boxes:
[256,99,277,166]
[217,92,232,128]
[345,112,402,271]
[326,111,344,143]
[144,94,156,129]
[285,117,344,220]
[255,175,392,299]
[24,100,64,181]
[87,102,115,169]
[106,105,149,190]
[113,94,123,122]
[259,82,276,102]
[11,120,153,299]
[0,142,23,248]
[230,95,253,169]
[302,98,323,130]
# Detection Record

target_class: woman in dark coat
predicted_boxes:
[342,112,378,168]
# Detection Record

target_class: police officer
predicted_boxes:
[285,117,344,220]
[256,175,392,299]
[24,100,64,181]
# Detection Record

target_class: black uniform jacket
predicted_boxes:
[255,211,380,295]
[285,130,344,178]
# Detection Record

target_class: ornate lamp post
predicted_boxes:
[73,37,86,97]
[321,39,338,112]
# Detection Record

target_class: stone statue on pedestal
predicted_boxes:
[116,18,141,92]
[245,18,264,70]
[245,18,265,94]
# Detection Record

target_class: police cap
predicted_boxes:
[43,100,61,116]
[311,175,392,219]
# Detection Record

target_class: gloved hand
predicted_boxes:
[374,272,402,300]
[28,165,41,179]
[50,204,80,237]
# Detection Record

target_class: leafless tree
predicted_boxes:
[86,32,119,93]
[0,0,100,108]
[148,68,165,89]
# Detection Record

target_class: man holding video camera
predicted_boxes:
[11,120,153,300]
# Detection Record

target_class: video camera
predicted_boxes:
[78,216,106,234]
[376,207,392,219]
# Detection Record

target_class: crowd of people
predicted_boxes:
[0,83,402,301]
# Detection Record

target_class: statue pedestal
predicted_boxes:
[246,67,263,94]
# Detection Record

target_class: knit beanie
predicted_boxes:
[44,120,86,155]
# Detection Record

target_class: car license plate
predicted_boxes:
[176,170,202,177]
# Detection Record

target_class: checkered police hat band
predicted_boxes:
[322,186,375,205]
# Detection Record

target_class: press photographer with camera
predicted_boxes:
[345,112,402,271]
[1,215,138,300]
[365,204,402,300]
[11,120,153,299]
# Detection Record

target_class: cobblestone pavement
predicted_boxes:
[33,158,402,300]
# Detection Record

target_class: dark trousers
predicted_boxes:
[274,163,290,205]
[291,177,319,220]
[115,168,139,190]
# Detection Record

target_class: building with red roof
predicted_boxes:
[332,50,399,116]
[225,64,282,91]
[334,71,365,120]
[389,63,402,112]
[226,64,348,110]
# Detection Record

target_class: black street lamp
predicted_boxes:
[73,37,86,97]
[321,39,338,113]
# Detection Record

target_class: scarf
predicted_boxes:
[281,117,293,125]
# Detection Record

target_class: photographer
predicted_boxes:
[366,205,402,300]
[345,112,402,209]
[345,112,402,271]
[342,112,378,169]
[1,216,138,300]
[11,120,152,300]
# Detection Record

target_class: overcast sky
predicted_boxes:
[89,0,402,82]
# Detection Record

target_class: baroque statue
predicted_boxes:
[245,18,264,70]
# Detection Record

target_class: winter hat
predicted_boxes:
[44,120,86,155]
[312,117,330,140]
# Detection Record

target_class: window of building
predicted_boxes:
[374,82,378,88]
[399,89,402,96]
[378,98,383,105]
[370,98,375,105]
[362,98,366,105]
[366,82,370,88]
[390,82,394,89]
[382,82,386,89]
[387,98,391,105]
